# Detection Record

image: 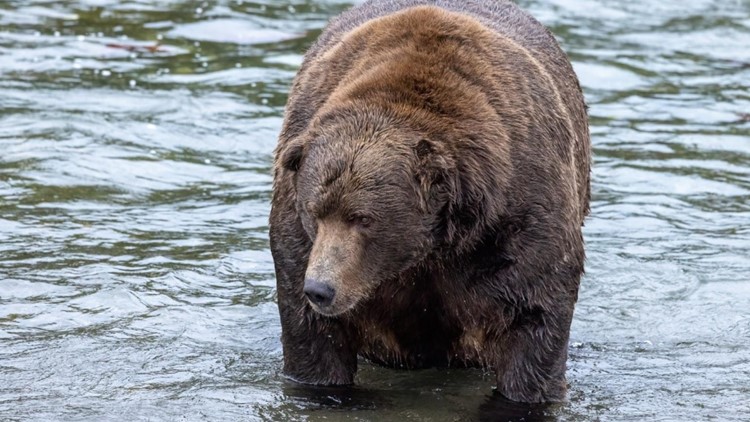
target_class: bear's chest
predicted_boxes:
[349,284,482,369]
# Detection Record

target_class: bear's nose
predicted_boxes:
[303,279,335,308]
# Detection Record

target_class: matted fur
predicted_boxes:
[269,0,590,403]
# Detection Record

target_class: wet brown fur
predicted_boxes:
[269,0,590,403]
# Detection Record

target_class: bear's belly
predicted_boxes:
[353,313,484,370]
[349,270,494,369]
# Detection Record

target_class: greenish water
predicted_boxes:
[1,0,749,420]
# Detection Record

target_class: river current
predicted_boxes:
[1,0,749,420]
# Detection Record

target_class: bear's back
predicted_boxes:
[298,0,590,222]
[310,0,562,73]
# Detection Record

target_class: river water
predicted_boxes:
[1,0,748,420]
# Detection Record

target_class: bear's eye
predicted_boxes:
[347,214,372,228]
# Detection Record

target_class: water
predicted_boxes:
[1,0,748,420]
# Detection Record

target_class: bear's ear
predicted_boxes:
[414,139,451,182]
[415,139,435,161]
[280,142,305,172]
[414,139,455,212]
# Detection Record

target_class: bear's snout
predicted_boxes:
[303,279,336,308]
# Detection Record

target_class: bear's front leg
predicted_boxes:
[492,306,574,403]
[270,198,358,385]
[277,280,358,385]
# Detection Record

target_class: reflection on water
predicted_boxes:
[1,0,749,420]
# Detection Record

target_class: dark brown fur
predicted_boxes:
[269,0,590,403]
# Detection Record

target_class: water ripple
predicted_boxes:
[1,0,749,420]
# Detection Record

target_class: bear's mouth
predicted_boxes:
[310,305,340,317]
[307,297,358,317]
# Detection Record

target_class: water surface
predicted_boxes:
[1,0,749,420]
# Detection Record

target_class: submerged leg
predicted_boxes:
[493,306,573,403]
[277,284,357,385]
[271,202,357,385]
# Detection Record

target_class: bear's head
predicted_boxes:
[280,109,456,316]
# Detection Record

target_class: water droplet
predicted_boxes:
[54,31,60,37]
[77,35,85,42]
[156,34,163,41]
[195,7,203,14]
[202,61,208,68]
[288,5,296,13]
[194,41,200,47]
[129,80,137,88]
[204,159,211,164]
[235,63,242,68]
[101,70,112,77]
[261,98,269,105]
[149,149,157,155]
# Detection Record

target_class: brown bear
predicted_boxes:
[269,0,590,403]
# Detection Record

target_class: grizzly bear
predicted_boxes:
[269,0,590,403]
